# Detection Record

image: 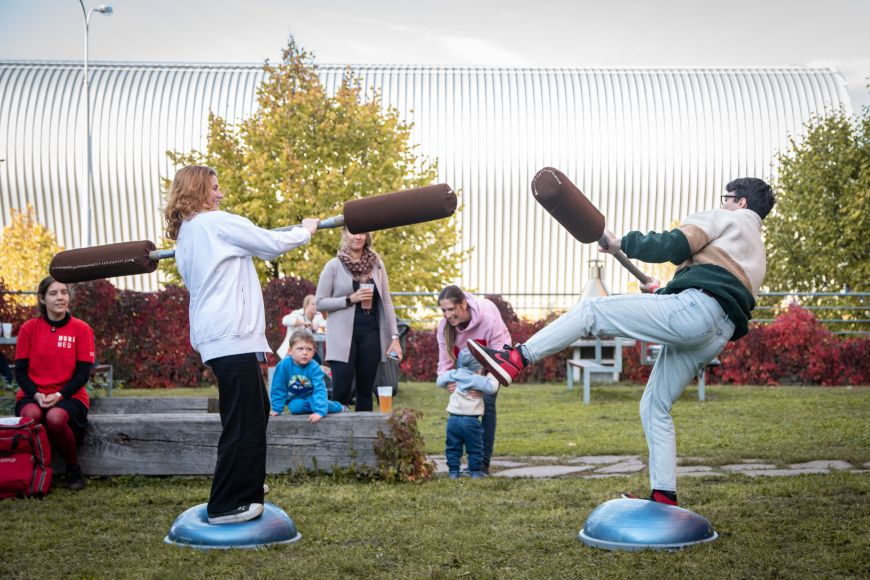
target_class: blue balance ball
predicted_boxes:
[580,498,717,551]
[164,502,301,550]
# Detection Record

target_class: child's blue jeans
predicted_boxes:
[288,397,344,415]
[445,414,484,473]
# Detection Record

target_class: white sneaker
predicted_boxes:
[263,483,270,496]
[207,503,264,525]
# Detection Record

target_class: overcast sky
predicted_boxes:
[1,0,868,109]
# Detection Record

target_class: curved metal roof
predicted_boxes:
[0,61,850,300]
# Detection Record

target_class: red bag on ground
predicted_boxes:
[0,417,53,499]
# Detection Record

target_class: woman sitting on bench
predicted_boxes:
[14,276,95,491]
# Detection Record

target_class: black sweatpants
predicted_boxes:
[206,353,269,516]
[329,328,381,412]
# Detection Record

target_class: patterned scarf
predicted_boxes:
[337,246,379,282]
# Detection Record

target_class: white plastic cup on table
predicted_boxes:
[377,386,393,414]
[1,323,11,338]
[359,283,374,310]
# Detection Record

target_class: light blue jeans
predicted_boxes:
[525,289,735,492]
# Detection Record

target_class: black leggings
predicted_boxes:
[329,328,381,412]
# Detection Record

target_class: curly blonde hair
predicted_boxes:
[163,165,217,240]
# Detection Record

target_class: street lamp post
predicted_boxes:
[78,1,112,248]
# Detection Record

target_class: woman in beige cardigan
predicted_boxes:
[316,229,403,411]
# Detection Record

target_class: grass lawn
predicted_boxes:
[1,382,868,578]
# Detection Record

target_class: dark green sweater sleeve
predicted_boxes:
[621,229,693,264]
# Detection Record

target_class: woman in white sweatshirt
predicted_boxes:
[164,165,318,525]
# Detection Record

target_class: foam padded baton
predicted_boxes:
[49,240,158,283]
[531,167,605,244]
[342,184,457,234]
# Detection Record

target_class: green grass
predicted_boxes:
[1,474,867,578]
[2,383,868,578]
[398,382,870,466]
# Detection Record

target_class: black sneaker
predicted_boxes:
[207,503,264,525]
[66,464,86,491]
[467,341,527,386]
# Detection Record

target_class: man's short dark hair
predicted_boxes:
[726,177,776,219]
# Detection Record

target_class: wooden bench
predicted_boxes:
[89,396,214,414]
[639,342,721,401]
[75,412,391,476]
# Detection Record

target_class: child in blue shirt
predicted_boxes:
[436,348,500,479]
[270,330,346,423]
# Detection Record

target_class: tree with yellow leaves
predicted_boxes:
[0,205,64,306]
[165,39,466,300]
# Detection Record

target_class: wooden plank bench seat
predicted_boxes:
[89,396,214,414]
[75,412,391,476]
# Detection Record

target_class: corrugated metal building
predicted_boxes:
[0,61,850,306]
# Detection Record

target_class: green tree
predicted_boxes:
[165,39,466,299]
[0,205,64,306]
[766,103,869,293]
[763,98,869,334]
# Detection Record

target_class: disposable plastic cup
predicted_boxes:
[377,386,393,413]
[360,283,374,310]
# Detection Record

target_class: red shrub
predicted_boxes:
[71,280,118,358]
[9,279,865,388]
[710,305,867,386]
[72,282,206,388]
[484,293,519,325]
[400,328,438,382]
[621,343,653,384]
[838,338,870,385]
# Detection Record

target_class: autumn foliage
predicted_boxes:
[1,282,866,388]
[398,301,868,387]
[0,205,63,306]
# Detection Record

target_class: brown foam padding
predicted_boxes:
[49,240,158,283]
[531,167,605,244]
[343,184,457,234]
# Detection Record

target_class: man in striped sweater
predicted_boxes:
[470,178,775,506]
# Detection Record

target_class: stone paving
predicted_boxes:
[428,455,870,479]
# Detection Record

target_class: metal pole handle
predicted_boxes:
[149,214,345,261]
[598,234,653,284]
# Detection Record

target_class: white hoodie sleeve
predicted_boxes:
[218,213,312,260]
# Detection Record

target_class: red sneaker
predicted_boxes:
[650,490,678,506]
[620,491,679,506]
[468,341,526,386]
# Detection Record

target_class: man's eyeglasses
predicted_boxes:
[720,195,738,205]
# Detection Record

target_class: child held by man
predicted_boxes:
[270,330,347,423]
[436,348,500,479]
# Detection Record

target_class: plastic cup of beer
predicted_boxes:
[377,386,393,413]
[360,283,374,310]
